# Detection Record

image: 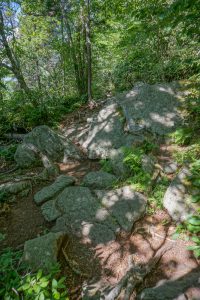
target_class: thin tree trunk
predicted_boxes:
[0,10,30,94]
[85,0,92,102]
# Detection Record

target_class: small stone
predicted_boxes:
[163,162,178,174]
[41,199,62,222]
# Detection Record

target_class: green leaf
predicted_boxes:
[192,236,200,243]
[52,278,58,289]
[39,292,45,300]
[37,270,43,280]
[40,281,49,288]
[53,290,60,300]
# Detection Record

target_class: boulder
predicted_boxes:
[94,186,147,231]
[14,125,81,168]
[34,175,75,205]
[52,186,117,245]
[163,167,195,221]
[23,232,66,271]
[117,82,183,135]
[137,270,200,300]
[82,171,117,189]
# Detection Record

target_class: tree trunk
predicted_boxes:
[0,10,30,95]
[85,0,92,102]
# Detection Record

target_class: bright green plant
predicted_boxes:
[187,236,200,258]
[173,143,200,165]
[0,248,69,300]
[100,159,113,173]
[123,147,144,173]
[169,128,193,145]
[18,269,68,300]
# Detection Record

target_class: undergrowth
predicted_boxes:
[0,248,69,300]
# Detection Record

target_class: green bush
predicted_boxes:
[0,248,69,300]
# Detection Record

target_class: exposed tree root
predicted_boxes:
[83,249,170,300]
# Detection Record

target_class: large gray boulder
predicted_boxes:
[34,175,75,204]
[117,82,183,135]
[52,186,117,245]
[14,125,81,168]
[82,101,125,159]
[82,100,140,159]
[23,232,66,271]
[163,167,195,221]
[94,186,147,231]
[82,171,117,189]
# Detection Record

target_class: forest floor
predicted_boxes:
[0,101,199,299]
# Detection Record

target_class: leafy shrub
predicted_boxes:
[0,145,18,162]
[169,128,193,145]
[18,269,68,300]
[0,248,69,300]
[0,248,23,299]
[173,143,200,165]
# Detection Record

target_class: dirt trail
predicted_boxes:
[0,102,199,299]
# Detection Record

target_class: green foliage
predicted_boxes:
[123,147,144,174]
[173,143,200,165]
[0,248,69,300]
[122,147,151,192]
[187,236,200,258]
[149,176,169,209]
[0,145,17,162]
[18,269,68,300]
[169,128,193,146]
[100,159,113,173]
[0,248,23,299]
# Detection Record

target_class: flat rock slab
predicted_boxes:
[163,167,195,221]
[23,232,66,271]
[137,269,200,300]
[94,186,147,231]
[34,175,75,204]
[118,82,183,135]
[52,186,118,245]
[82,171,117,189]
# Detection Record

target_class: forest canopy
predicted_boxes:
[0,0,199,134]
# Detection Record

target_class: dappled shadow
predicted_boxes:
[117,82,185,136]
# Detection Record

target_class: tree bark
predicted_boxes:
[85,0,92,102]
[0,9,30,94]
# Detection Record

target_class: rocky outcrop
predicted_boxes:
[14,125,82,168]
[117,82,183,135]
